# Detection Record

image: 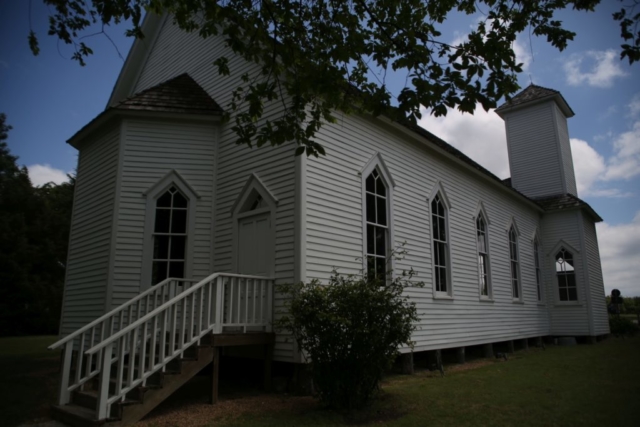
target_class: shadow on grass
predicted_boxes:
[0,336,60,427]
[4,336,640,427]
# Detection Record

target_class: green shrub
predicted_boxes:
[609,315,639,336]
[276,269,422,411]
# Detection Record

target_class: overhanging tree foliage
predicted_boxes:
[31,1,640,156]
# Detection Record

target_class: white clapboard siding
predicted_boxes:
[554,104,578,196]
[60,126,120,335]
[582,213,609,335]
[504,101,566,198]
[111,119,217,307]
[306,112,550,351]
[541,210,590,335]
[132,18,296,362]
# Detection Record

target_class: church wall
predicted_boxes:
[60,126,119,335]
[306,112,551,351]
[110,118,217,308]
[131,17,297,362]
[582,212,610,335]
[541,210,590,336]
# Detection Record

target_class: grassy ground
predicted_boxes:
[0,336,60,426]
[140,336,640,427]
[3,336,639,427]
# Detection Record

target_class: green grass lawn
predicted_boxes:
[0,336,60,426]
[218,337,640,427]
[2,336,639,427]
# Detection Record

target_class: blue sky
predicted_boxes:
[0,1,638,296]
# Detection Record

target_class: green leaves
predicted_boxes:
[28,31,40,56]
[34,1,637,156]
[613,5,640,64]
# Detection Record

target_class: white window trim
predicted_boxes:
[547,239,582,306]
[141,170,199,290]
[532,230,545,305]
[506,217,523,303]
[359,152,395,278]
[429,181,453,299]
[230,173,278,276]
[474,201,493,301]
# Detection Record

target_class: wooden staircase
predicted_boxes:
[48,273,275,427]
[51,338,215,426]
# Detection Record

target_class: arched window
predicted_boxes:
[365,169,388,279]
[152,186,188,284]
[556,248,577,301]
[476,213,490,297]
[533,237,542,301]
[508,225,520,299]
[432,194,449,294]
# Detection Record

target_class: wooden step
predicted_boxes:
[72,390,98,410]
[52,333,227,427]
[116,346,215,426]
[51,404,104,427]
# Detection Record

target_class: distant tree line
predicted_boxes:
[0,113,75,336]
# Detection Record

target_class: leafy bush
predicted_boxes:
[276,269,422,411]
[609,315,639,336]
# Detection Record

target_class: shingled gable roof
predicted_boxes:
[495,84,575,118]
[533,193,603,222]
[116,73,223,114]
[68,73,222,147]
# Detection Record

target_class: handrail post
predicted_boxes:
[97,342,113,420]
[58,341,73,405]
[215,277,224,333]
[266,279,274,332]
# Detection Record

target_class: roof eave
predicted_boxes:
[67,109,222,149]
[106,13,165,108]
[495,93,574,119]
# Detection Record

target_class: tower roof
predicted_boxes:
[495,84,574,118]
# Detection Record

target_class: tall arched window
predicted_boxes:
[477,214,490,297]
[533,237,542,302]
[556,248,577,301]
[508,225,520,299]
[152,186,188,284]
[365,169,388,279]
[432,194,449,294]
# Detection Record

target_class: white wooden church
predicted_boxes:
[50,12,609,426]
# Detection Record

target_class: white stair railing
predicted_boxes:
[78,273,273,420]
[49,278,199,406]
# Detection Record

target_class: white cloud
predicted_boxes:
[27,164,70,187]
[570,110,640,197]
[416,107,636,197]
[597,212,640,296]
[563,49,627,88]
[418,105,510,179]
[602,121,640,182]
[627,93,640,118]
[571,138,606,196]
[512,38,532,72]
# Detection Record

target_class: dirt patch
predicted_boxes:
[445,358,495,372]
[137,393,317,427]
[137,356,505,426]
[341,394,406,425]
